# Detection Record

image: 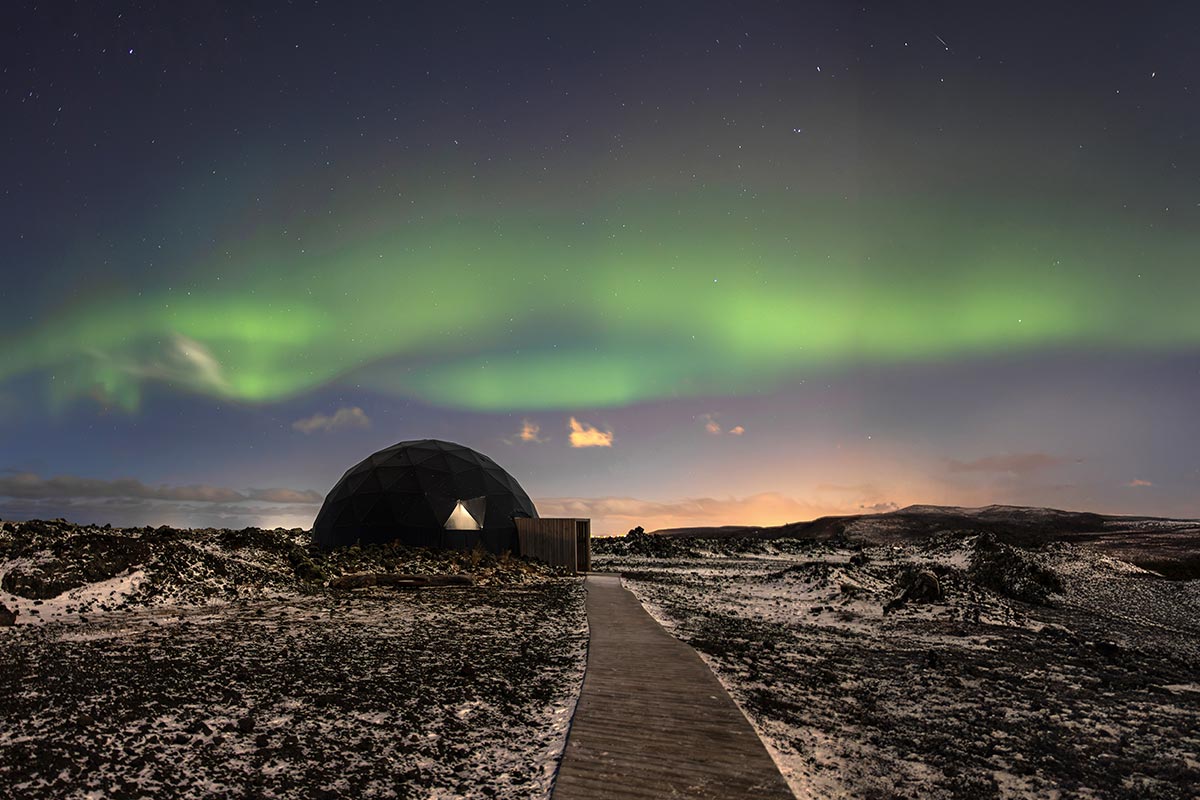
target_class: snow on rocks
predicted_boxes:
[598,535,1200,799]
[0,519,588,799]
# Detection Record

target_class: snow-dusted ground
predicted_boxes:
[597,537,1200,800]
[0,521,587,799]
[0,588,587,799]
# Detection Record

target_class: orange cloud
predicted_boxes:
[518,419,544,443]
[1126,479,1153,487]
[701,413,745,435]
[568,417,613,448]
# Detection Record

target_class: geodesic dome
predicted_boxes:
[312,439,538,552]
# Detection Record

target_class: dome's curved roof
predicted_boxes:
[312,439,538,551]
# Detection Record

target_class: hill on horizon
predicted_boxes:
[647,503,1200,579]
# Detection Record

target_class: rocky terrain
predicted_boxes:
[651,504,1200,580]
[595,525,1200,799]
[0,519,587,799]
[0,518,561,620]
[5,511,1197,799]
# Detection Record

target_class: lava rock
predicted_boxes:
[968,533,1063,605]
[1,563,83,600]
[186,720,213,735]
[884,568,943,614]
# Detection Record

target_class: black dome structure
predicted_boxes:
[312,439,538,552]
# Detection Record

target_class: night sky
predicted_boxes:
[3,2,1198,534]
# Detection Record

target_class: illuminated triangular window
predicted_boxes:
[444,499,483,530]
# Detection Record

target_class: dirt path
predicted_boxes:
[552,574,794,799]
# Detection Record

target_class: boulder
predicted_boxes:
[884,569,943,614]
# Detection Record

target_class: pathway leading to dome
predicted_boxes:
[551,574,795,800]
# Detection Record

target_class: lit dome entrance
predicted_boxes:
[444,497,485,530]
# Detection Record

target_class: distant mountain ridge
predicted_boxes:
[652,503,1196,542]
[648,504,1200,578]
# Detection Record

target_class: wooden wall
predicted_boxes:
[575,519,591,573]
[517,517,591,574]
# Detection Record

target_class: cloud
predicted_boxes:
[568,416,613,448]
[246,487,324,503]
[0,495,317,531]
[292,406,371,434]
[700,413,745,436]
[1126,478,1153,487]
[518,420,544,443]
[859,501,899,513]
[0,472,322,505]
[0,472,243,503]
[947,452,1073,475]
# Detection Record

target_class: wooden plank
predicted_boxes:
[575,520,591,573]
[517,517,588,574]
[551,574,794,800]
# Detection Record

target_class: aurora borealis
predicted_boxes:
[2,2,1198,532]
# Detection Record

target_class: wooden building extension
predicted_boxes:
[516,517,591,574]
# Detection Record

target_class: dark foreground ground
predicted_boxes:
[0,521,587,800]
[5,515,1197,799]
[595,532,1200,800]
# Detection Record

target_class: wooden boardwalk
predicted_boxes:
[552,574,795,799]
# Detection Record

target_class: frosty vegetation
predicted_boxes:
[595,527,1200,800]
[0,519,587,799]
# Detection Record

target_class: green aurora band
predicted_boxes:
[3,190,1197,412]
